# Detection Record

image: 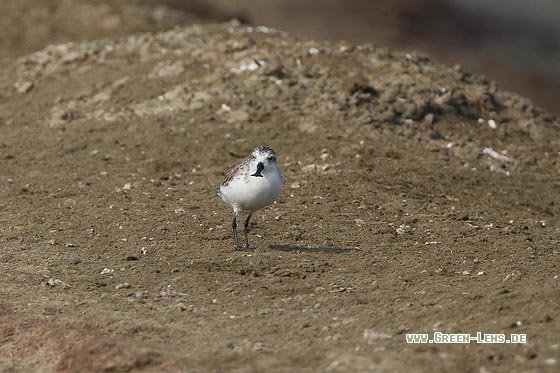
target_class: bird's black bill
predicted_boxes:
[251,162,264,177]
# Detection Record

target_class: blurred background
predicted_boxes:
[2,0,559,114]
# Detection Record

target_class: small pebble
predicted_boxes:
[363,329,392,342]
[100,268,114,276]
[46,278,71,288]
[301,164,317,173]
[308,47,319,55]
[15,81,34,94]
[128,291,148,303]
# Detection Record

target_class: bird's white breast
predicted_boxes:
[220,166,283,213]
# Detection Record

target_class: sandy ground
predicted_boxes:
[0,4,559,373]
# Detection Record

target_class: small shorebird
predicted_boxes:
[218,146,283,249]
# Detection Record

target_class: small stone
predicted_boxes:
[15,81,34,94]
[226,110,249,124]
[100,268,114,276]
[219,103,232,113]
[308,47,319,56]
[140,247,150,255]
[46,278,71,288]
[363,329,392,343]
[290,181,301,189]
[423,113,435,125]
[116,282,132,289]
[151,60,185,78]
[159,286,187,299]
[129,291,149,303]
[301,164,318,173]
[62,198,76,208]
[68,257,81,265]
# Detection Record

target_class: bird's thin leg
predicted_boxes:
[243,212,252,249]
[232,212,239,250]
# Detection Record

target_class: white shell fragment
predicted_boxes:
[308,47,320,56]
[363,329,392,343]
[46,278,71,288]
[100,268,114,276]
[230,59,265,74]
[483,147,512,162]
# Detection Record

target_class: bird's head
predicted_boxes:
[250,146,278,177]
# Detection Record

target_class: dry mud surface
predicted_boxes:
[1,21,559,372]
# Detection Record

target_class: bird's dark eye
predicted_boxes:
[267,155,276,162]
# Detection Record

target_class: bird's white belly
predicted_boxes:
[220,172,282,212]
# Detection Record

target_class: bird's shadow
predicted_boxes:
[267,244,360,254]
